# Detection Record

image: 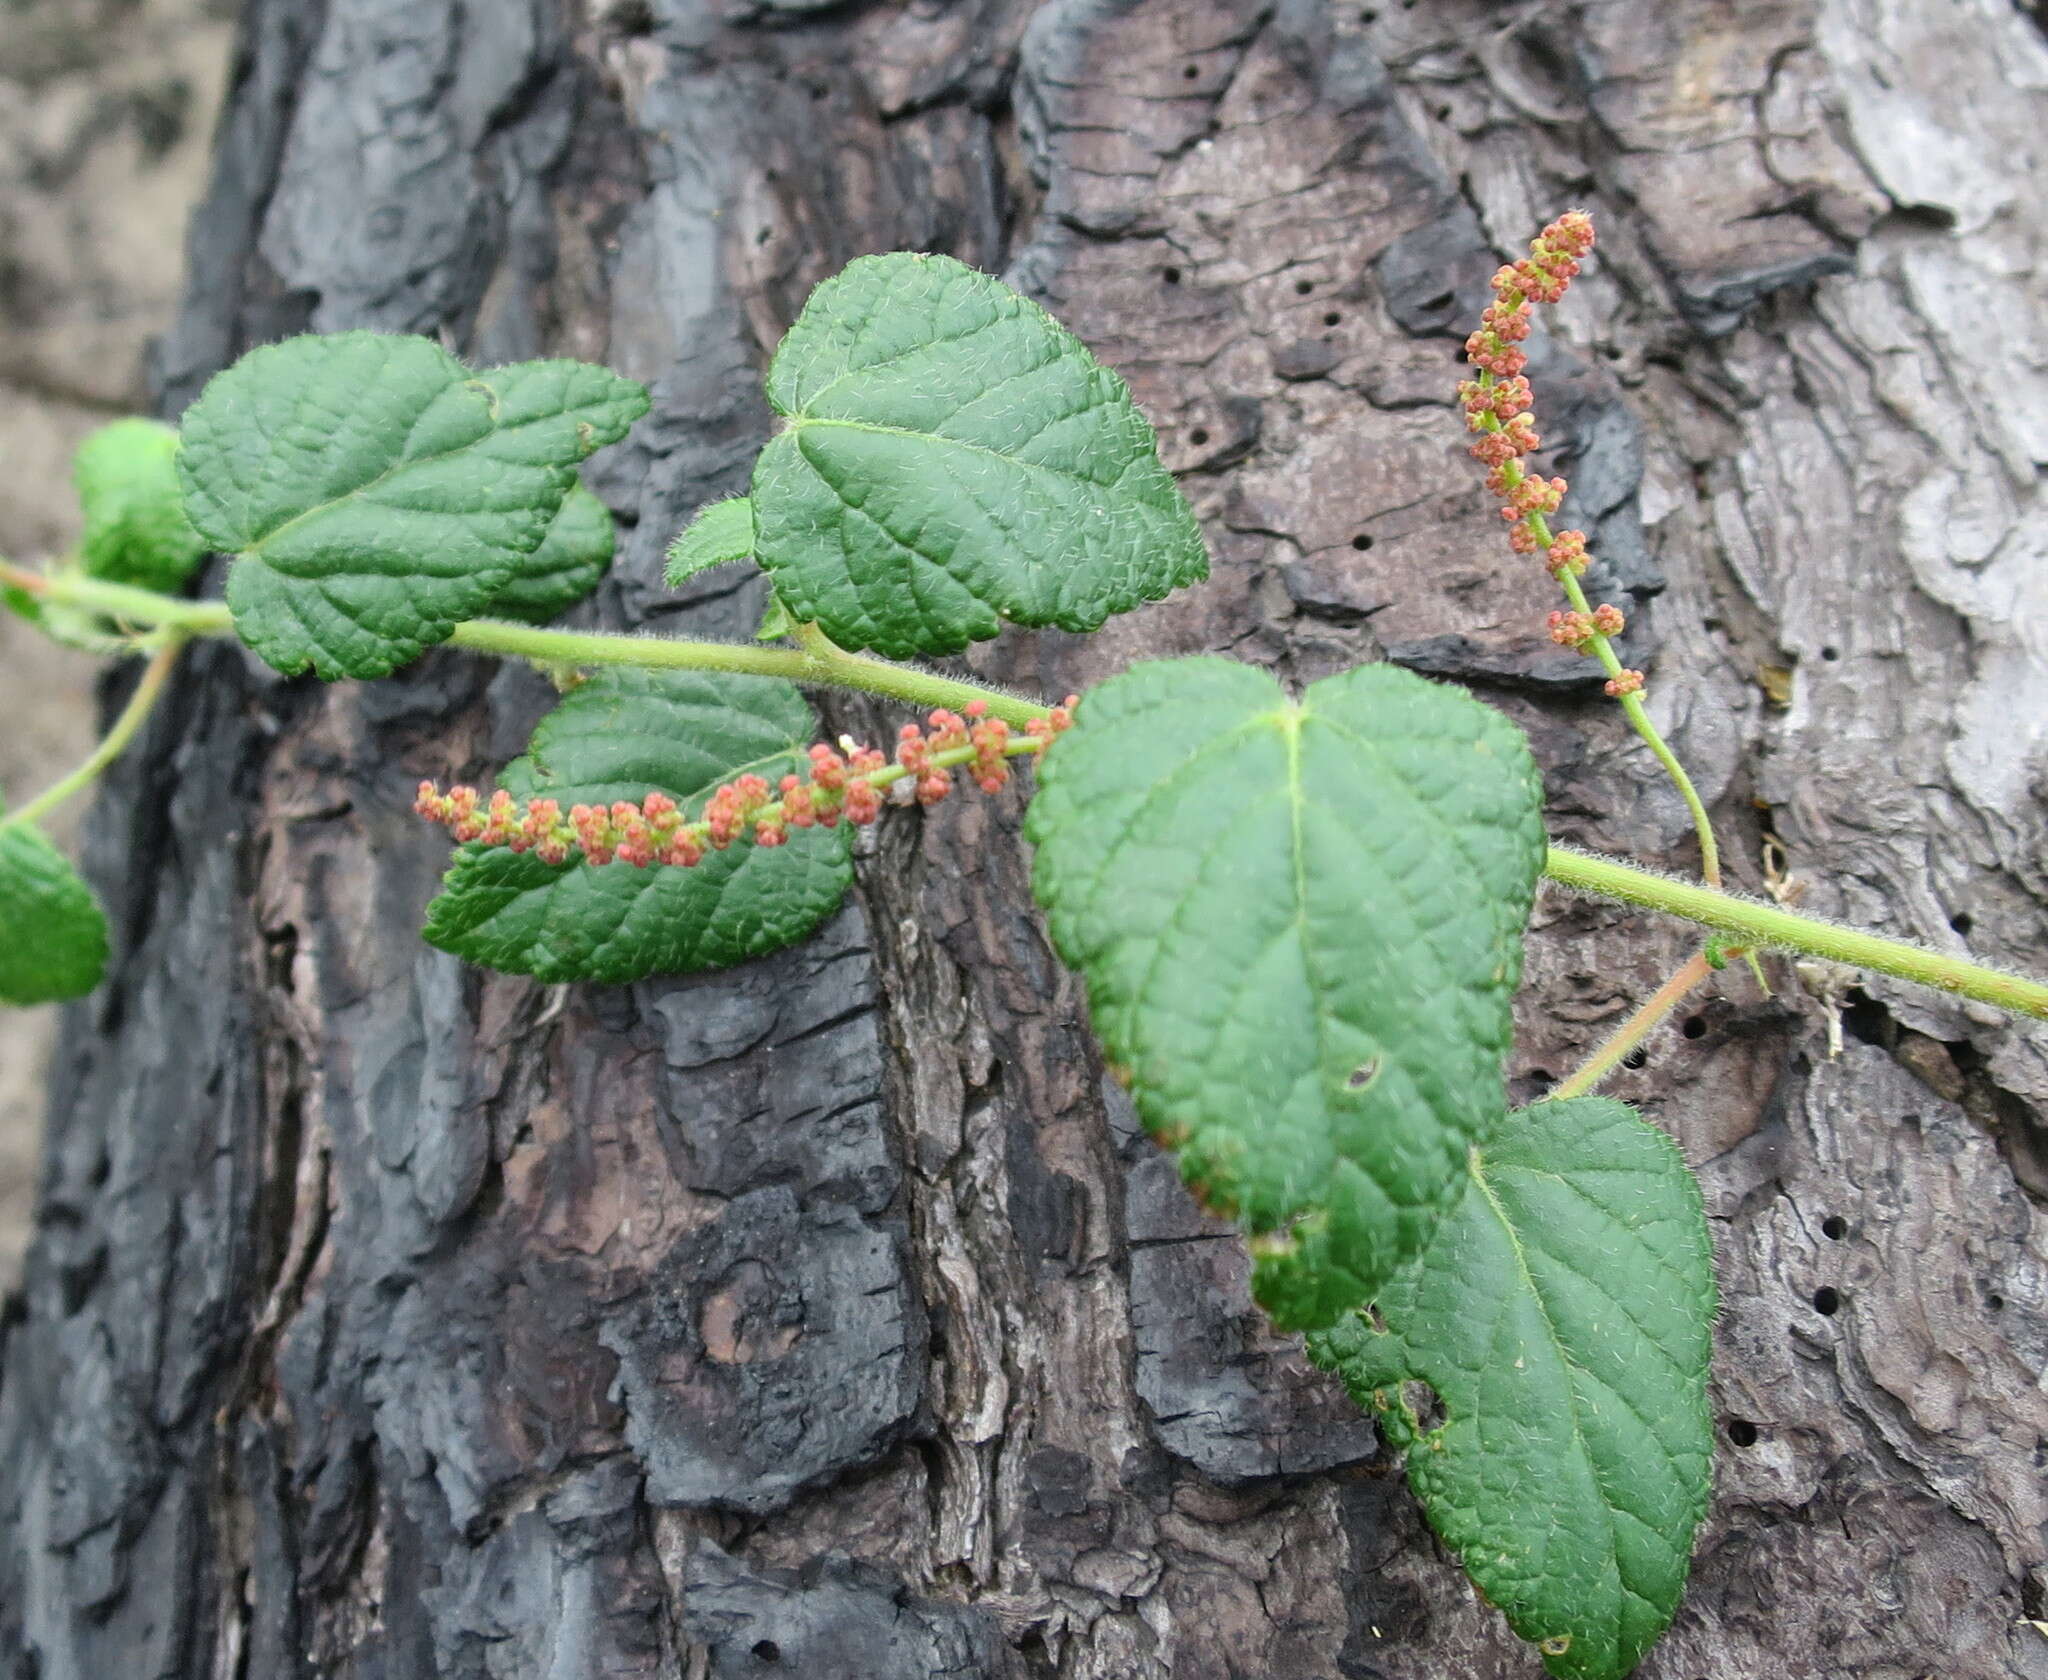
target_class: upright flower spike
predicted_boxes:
[1461,214,1730,893]
[1460,213,1651,693]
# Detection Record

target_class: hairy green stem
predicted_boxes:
[2,560,234,637]
[17,567,1051,728]
[447,618,1051,731]
[1550,559,1723,890]
[1485,401,1725,890]
[1547,846,2048,1019]
[0,633,189,831]
[17,565,2048,1020]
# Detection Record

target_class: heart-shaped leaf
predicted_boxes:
[1309,1098,1716,1680]
[750,252,1207,658]
[177,334,647,679]
[0,813,110,1005]
[1026,658,1546,1326]
[422,669,851,983]
[74,418,209,593]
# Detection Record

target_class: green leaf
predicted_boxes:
[177,334,648,679]
[664,496,756,587]
[1026,658,1546,1327]
[0,811,110,1004]
[754,594,795,642]
[1309,1098,1716,1680]
[485,484,615,623]
[422,669,852,984]
[74,418,210,593]
[750,252,1208,658]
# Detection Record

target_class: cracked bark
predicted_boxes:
[4,1,2047,1676]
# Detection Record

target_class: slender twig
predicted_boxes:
[1546,847,2048,1020]
[1548,950,1717,1102]
[0,633,189,831]
[448,617,1051,731]
[2,558,233,637]
[1548,553,1721,888]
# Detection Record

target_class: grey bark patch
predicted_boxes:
[647,908,897,1215]
[602,1188,924,1514]
[1374,202,1498,339]
[420,1459,670,1679]
[1383,631,1613,693]
[1673,250,1856,338]
[681,1539,1010,1678]
[1119,1094,1378,1484]
[1271,337,1341,382]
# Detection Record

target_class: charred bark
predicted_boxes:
[4,1,2048,1676]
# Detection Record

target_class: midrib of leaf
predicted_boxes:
[1071,711,1282,961]
[1511,1162,1704,1318]
[781,309,1014,415]
[787,413,1128,495]
[236,379,518,557]
[1465,1148,1632,1633]
[1310,708,1505,918]
[1280,704,1340,1100]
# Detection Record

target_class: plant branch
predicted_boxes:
[17,565,2048,1019]
[0,633,189,831]
[1552,561,1722,888]
[4,561,234,637]
[1546,845,2048,1019]
[1549,949,1717,1101]
[446,618,1052,731]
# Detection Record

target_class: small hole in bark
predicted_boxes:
[1821,1215,1848,1240]
[1183,63,1201,79]
[1821,645,1839,661]
[1681,1015,1706,1039]
[1527,1067,1554,1089]
[1621,1046,1649,1070]
[1359,7,1377,21]
[1812,1286,1841,1316]
[1989,1293,2006,1311]
[1295,278,1315,294]
[1323,310,1343,326]
[1352,534,1374,551]
[753,1641,782,1663]
[608,0,655,34]
[1163,266,1182,285]
[1727,1419,1759,1447]
[1189,428,1209,445]
[809,83,828,101]
[1950,911,1973,935]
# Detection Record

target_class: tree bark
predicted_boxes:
[5,0,2048,1675]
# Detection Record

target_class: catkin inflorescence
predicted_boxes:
[415,696,1076,869]
[1459,211,1645,697]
